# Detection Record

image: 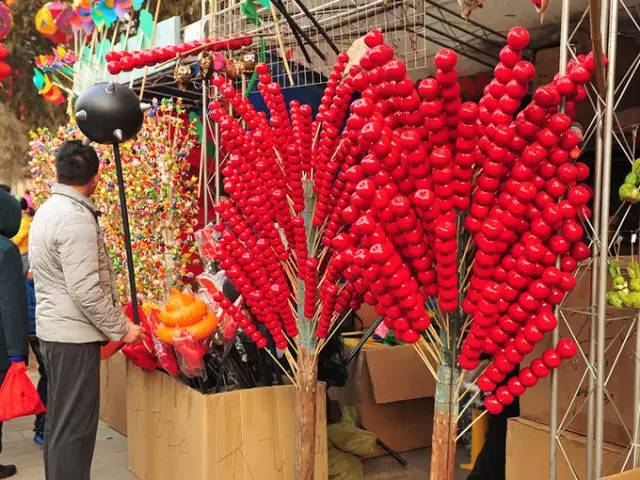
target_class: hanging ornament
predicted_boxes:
[239,50,257,74]
[531,0,552,21]
[225,58,242,79]
[0,1,11,41]
[458,0,483,19]
[199,52,214,81]
[173,60,192,91]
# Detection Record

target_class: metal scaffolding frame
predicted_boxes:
[207,0,507,87]
[552,1,640,479]
[123,3,640,477]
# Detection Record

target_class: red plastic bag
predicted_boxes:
[122,342,158,371]
[0,362,46,421]
[101,302,147,360]
[121,302,160,371]
[146,308,180,377]
[173,331,206,378]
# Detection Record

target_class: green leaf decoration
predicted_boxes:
[241,0,260,25]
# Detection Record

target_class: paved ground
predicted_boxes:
[6,366,469,479]
[364,448,470,480]
[3,414,469,480]
[2,416,133,480]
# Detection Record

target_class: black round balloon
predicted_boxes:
[74,82,144,144]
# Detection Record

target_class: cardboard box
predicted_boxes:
[330,342,436,456]
[602,469,640,479]
[99,351,127,436]
[355,304,378,330]
[520,262,637,447]
[127,364,328,480]
[506,417,628,480]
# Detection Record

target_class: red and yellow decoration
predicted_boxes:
[155,289,218,344]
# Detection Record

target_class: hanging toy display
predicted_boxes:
[29,99,200,305]
[619,159,640,204]
[35,1,74,45]
[606,257,640,309]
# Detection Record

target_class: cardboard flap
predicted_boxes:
[364,345,436,404]
[601,469,640,480]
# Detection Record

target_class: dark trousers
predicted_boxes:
[40,341,100,480]
[0,369,6,453]
[468,367,520,480]
[29,338,47,436]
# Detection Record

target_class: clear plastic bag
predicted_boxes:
[145,306,180,377]
[173,330,207,378]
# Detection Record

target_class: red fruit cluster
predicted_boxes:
[204,27,594,408]
[0,44,10,81]
[483,338,577,414]
[105,36,252,75]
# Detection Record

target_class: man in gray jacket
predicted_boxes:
[29,140,144,480]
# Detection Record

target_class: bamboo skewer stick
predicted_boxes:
[415,337,443,368]
[265,347,299,388]
[117,15,134,84]
[457,387,482,423]
[284,346,299,372]
[139,0,163,100]
[268,2,295,86]
[456,409,488,441]
[110,22,120,55]
[314,310,350,358]
[414,344,438,380]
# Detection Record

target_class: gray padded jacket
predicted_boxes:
[29,184,128,343]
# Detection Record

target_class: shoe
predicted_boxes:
[0,464,16,478]
[33,433,45,446]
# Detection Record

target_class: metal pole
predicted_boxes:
[550,3,571,479]
[201,0,210,224]
[634,311,640,467]
[112,143,140,326]
[587,0,610,476]
[595,1,619,476]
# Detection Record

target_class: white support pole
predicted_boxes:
[634,311,640,468]
[595,0,619,476]
[551,3,571,479]
[587,0,610,475]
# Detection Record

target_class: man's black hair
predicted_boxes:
[19,197,28,210]
[55,140,100,186]
[0,184,10,193]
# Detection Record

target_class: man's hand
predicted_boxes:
[120,324,145,344]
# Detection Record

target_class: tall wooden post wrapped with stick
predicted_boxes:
[207,25,595,478]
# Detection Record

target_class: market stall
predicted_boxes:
[25,1,640,479]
